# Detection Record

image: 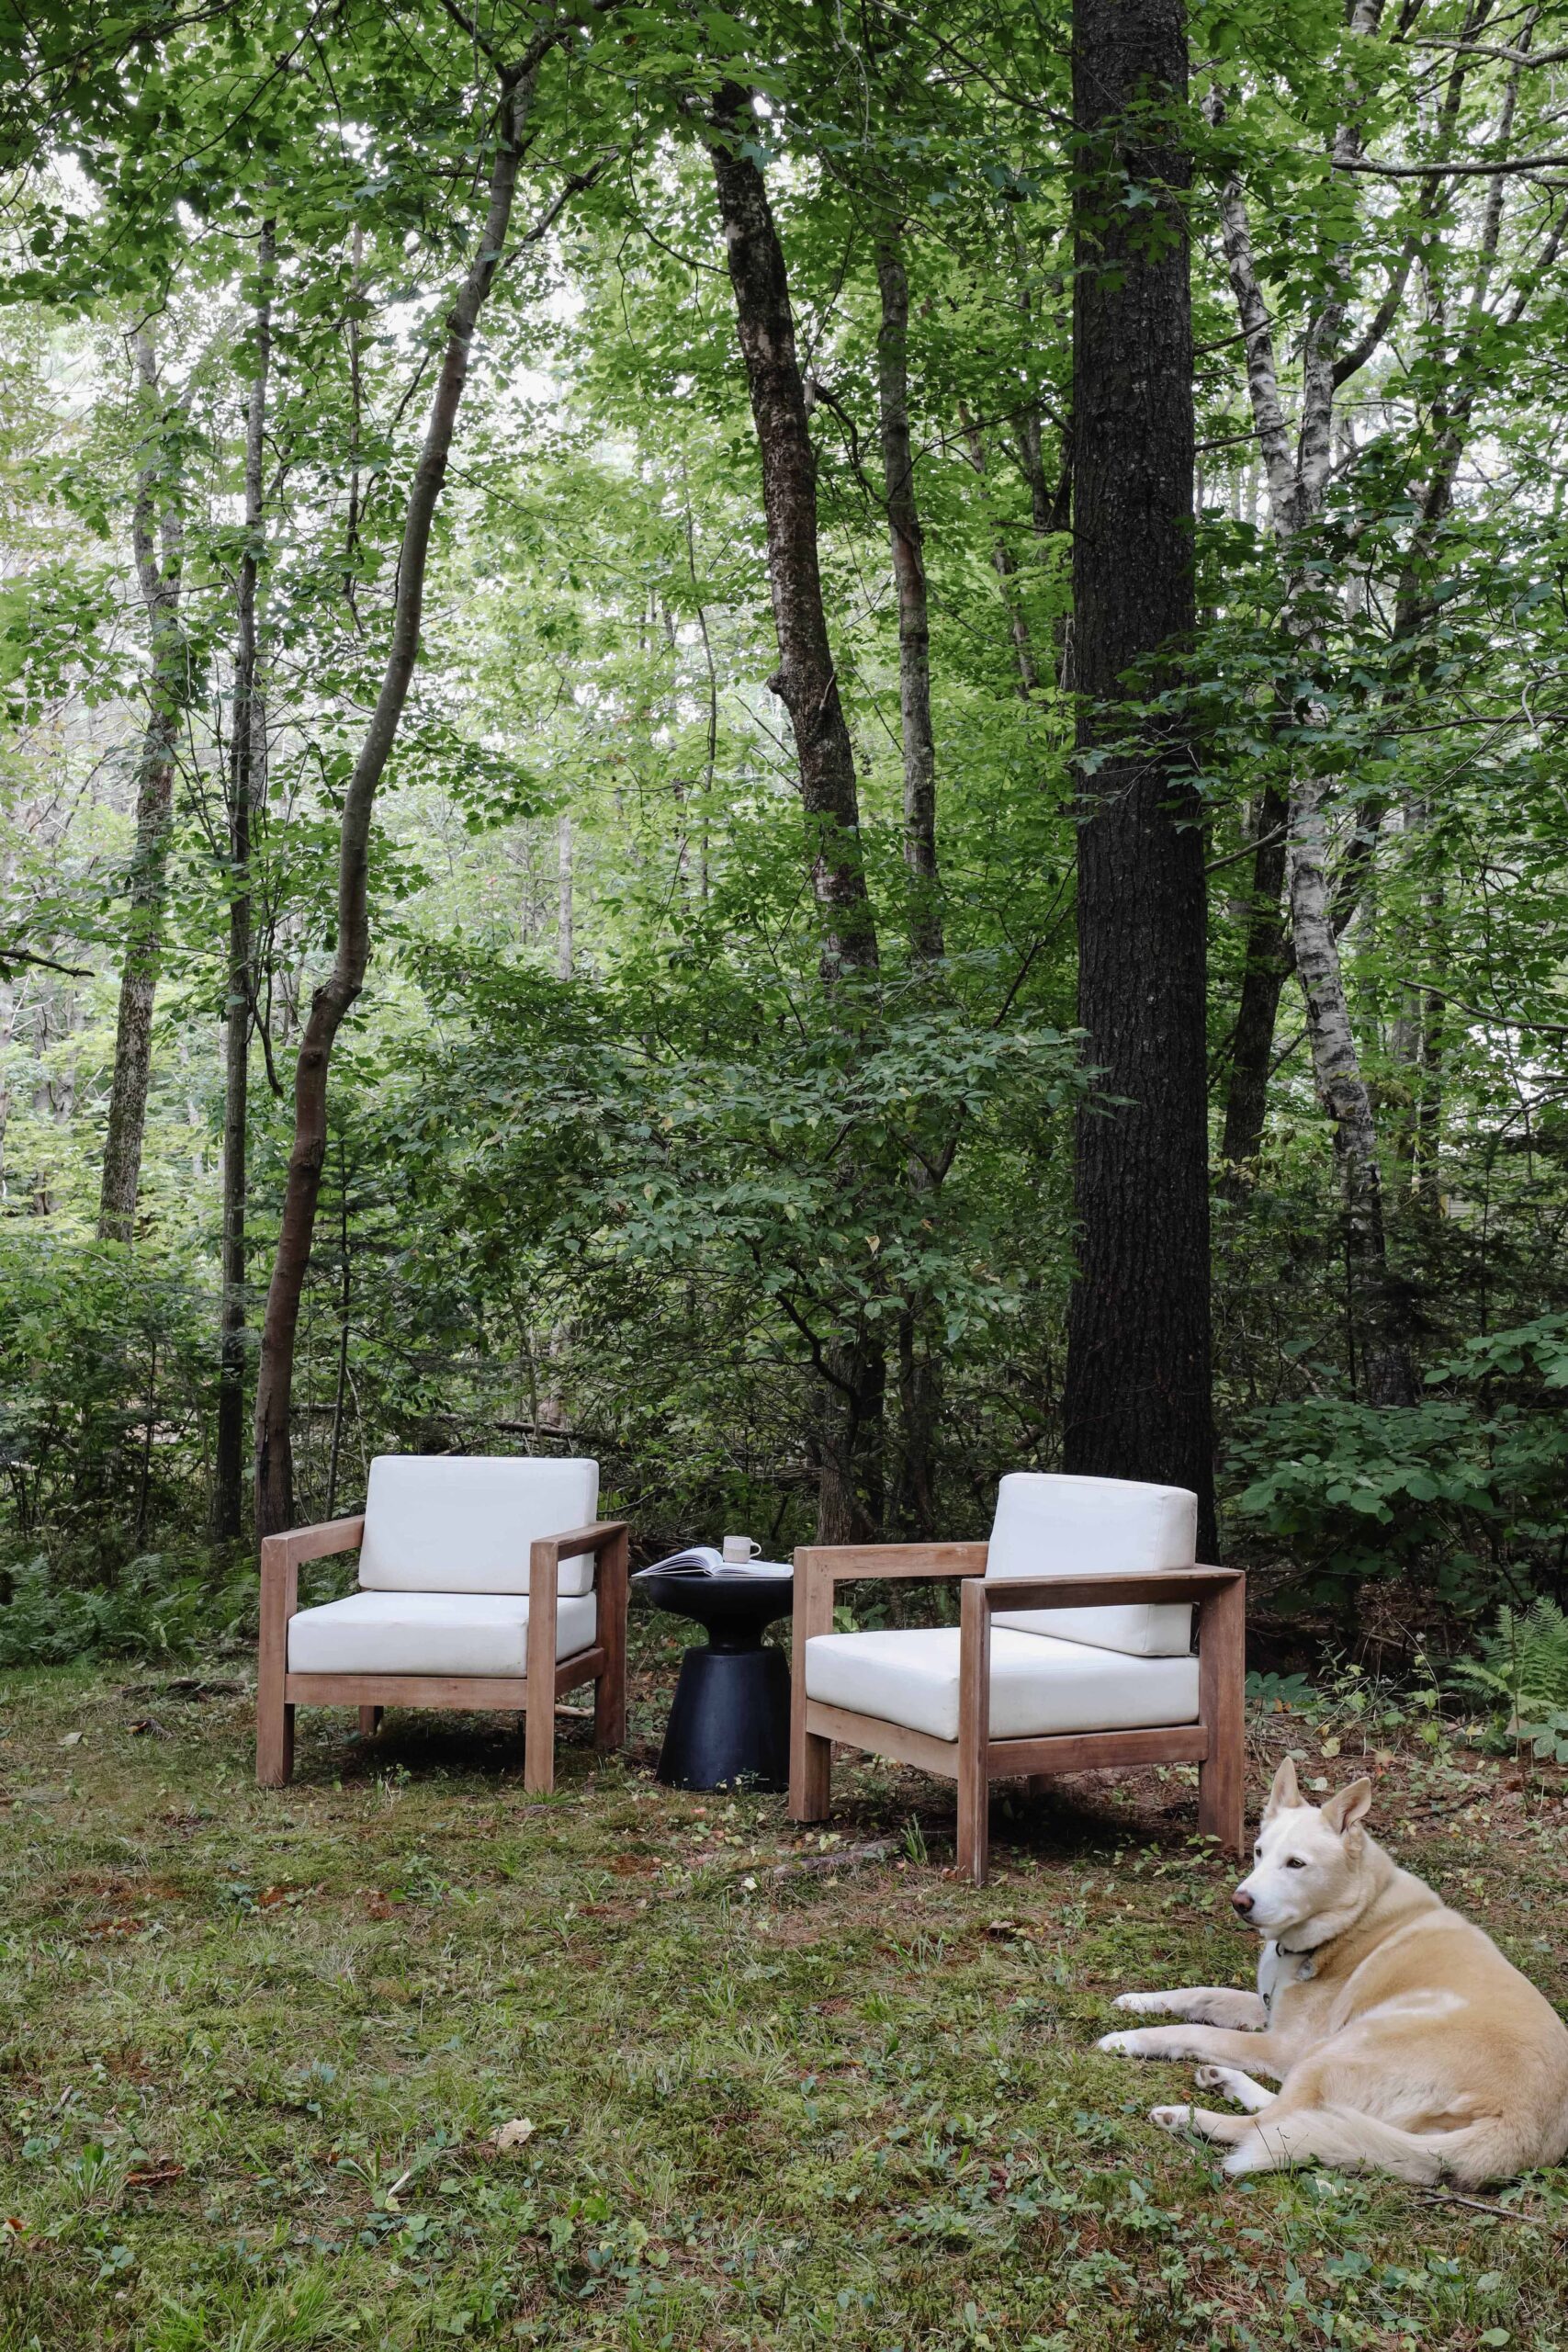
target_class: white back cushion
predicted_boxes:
[985,1472,1195,1656]
[357,1455,599,1595]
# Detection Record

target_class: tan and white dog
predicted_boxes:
[1095,1758,1568,2184]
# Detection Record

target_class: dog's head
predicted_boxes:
[1230,1758,1374,1944]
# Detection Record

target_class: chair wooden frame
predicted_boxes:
[256,1515,630,1793]
[788,1543,1246,1884]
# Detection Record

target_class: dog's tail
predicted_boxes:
[1226,2103,1525,2188]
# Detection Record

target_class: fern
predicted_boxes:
[1450,1597,1568,1727]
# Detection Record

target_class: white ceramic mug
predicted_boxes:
[722,1534,762,1565]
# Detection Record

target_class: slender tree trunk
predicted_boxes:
[1203,8,1417,1404]
[213,220,274,1540]
[874,222,946,1533]
[703,84,878,987]
[556,808,574,978]
[98,329,191,1243]
[326,1148,351,1518]
[874,226,942,961]
[1218,782,1290,1188]
[1062,0,1214,1544]
[703,84,886,1542]
[254,70,538,1536]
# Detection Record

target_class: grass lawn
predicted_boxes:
[3,1622,1566,2352]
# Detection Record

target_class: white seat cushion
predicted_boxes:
[357,1455,600,1596]
[986,1472,1196,1657]
[288,1589,599,1678]
[805,1626,1199,1745]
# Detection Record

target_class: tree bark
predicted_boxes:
[254,70,537,1536]
[98,329,191,1244]
[703,85,886,1540]
[874,222,945,1531]
[1062,0,1215,1544]
[1203,9,1417,1403]
[874,226,942,961]
[1217,782,1289,1188]
[703,84,878,987]
[213,218,274,1541]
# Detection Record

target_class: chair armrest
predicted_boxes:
[795,1542,990,1586]
[261,1514,366,1576]
[528,1521,628,1571]
[792,1543,989,1660]
[259,1514,365,1614]
[978,1566,1241,1613]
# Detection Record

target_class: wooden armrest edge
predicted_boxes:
[794,1542,989,1585]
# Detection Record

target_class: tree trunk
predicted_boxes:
[254,70,537,1536]
[703,85,878,987]
[213,219,274,1541]
[1062,0,1215,1544]
[556,808,574,978]
[703,84,887,1538]
[1288,772,1415,1403]
[874,226,942,961]
[1203,11,1417,1404]
[98,329,191,1244]
[1218,781,1290,1189]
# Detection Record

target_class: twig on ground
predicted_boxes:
[1416,2187,1566,2230]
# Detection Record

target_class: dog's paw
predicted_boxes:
[1112,1992,1168,2014]
[1150,2104,1192,2135]
[1096,2030,1156,2056]
[1193,2065,1225,2089]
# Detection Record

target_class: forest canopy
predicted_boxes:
[3,0,1568,1661]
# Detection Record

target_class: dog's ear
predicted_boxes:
[1321,1778,1373,1836]
[1263,1758,1300,1817]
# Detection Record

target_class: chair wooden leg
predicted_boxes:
[956,1770,989,1886]
[956,1578,991,1885]
[1198,1575,1247,1854]
[358,1706,383,1738]
[593,1527,628,1754]
[789,1719,832,1822]
[789,1547,833,1821]
[523,1700,556,1795]
[256,1533,296,1788]
[257,1695,294,1788]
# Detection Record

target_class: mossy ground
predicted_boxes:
[2,1625,1566,2351]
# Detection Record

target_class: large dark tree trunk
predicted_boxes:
[254,71,539,1536]
[1062,0,1214,1546]
[212,220,274,1541]
[98,329,191,1244]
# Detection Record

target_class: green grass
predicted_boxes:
[2,1634,1566,2351]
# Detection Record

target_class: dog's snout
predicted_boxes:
[1232,1889,1255,1916]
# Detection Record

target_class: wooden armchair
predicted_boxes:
[256,1454,628,1793]
[789,1476,1245,1885]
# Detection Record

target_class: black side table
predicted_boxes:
[633,1564,794,1791]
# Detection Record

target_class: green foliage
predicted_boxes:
[1450,1600,1568,1760]
[0,1554,254,1668]
[1229,1374,1568,1614]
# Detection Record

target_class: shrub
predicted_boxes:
[0,1554,255,1668]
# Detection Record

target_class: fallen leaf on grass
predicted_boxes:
[59,1732,84,1748]
[127,1719,168,1738]
[126,2164,184,2189]
[491,2119,535,2154]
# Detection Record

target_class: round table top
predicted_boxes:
[633,1561,794,1637]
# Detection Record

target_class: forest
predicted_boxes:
[3,0,1568,1677]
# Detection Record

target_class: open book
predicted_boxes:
[641,1545,789,1577]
